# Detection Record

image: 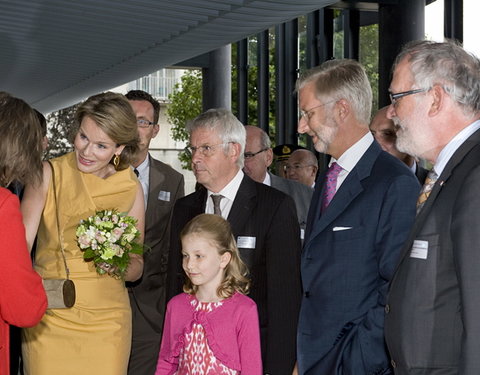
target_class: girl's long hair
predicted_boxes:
[180,214,250,298]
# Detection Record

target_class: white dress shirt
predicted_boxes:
[329,132,374,191]
[134,155,150,210]
[205,169,244,219]
[262,172,272,186]
[433,120,480,177]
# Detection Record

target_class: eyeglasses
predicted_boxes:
[244,148,268,159]
[299,101,335,122]
[184,142,233,157]
[284,164,314,172]
[137,119,156,128]
[389,88,428,106]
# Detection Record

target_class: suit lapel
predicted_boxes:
[394,128,480,267]
[228,175,256,236]
[304,142,380,247]
[194,186,209,216]
[146,156,165,216]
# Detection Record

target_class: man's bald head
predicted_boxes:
[243,125,273,183]
[285,149,318,187]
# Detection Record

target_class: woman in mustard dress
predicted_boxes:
[21,92,145,375]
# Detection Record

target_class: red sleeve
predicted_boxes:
[0,189,47,327]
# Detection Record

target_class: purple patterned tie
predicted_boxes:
[321,162,343,212]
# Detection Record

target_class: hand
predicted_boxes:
[292,362,298,375]
[98,262,119,276]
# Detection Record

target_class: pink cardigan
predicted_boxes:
[0,188,47,375]
[155,292,262,375]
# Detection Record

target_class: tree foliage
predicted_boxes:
[166,69,203,170]
[45,104,78,159]
[360,24,379,112]
[231,33,277,135]
[166,21,379,168]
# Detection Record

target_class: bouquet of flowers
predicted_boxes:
[76,209,143,279]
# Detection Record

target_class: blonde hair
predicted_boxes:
[180,214,250,298]
[74,92,139,170]
[0,93,43,187]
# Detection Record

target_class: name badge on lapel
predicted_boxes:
[237,236,256,249]
[410,240,428,260]
[158,191,171,202]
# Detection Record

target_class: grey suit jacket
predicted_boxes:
[128,155,184,335]
[269,172,313,231]
[385,129,480,374]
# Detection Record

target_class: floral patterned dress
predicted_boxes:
[176,298,239,375]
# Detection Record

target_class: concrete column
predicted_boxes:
[236,39,248,123]
[202,45,231,111]
[444,0,463,42]
[378,0,425,108]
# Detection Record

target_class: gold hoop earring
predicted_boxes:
[113,154,120,168]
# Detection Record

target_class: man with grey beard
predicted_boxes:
[385,40,480,374]
[295,59,419,375]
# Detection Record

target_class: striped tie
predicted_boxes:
[416,170,437,214]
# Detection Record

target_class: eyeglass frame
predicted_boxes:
[184,142,234,157]
[389,88,428,106]
[244,148,268,159]
[299,100,335,122]
[137,119,157,128]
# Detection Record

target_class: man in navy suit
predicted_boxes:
[295,59,420,375]
[167,109,302,374]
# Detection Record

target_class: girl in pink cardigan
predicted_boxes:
[155,214,262,375]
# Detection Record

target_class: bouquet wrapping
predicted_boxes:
[76,209,143,279]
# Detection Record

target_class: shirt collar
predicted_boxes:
[330,131,374,172]
[262,172,271,186]
[134,155,150,176]
[207,169,244,203]
[410,160,417,175]
[434,120,480,177]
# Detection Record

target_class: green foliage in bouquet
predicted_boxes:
[76,209,143,279]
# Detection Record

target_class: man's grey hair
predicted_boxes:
[295,59,373,125]
[393,39,480,117]
[186,108,246,168]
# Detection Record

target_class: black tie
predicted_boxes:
[134,168,139,177]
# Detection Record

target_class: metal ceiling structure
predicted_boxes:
[0,0,338,113]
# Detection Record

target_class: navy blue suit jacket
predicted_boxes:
[297,141,420,375]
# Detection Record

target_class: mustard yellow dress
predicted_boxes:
[22,152,138,375]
